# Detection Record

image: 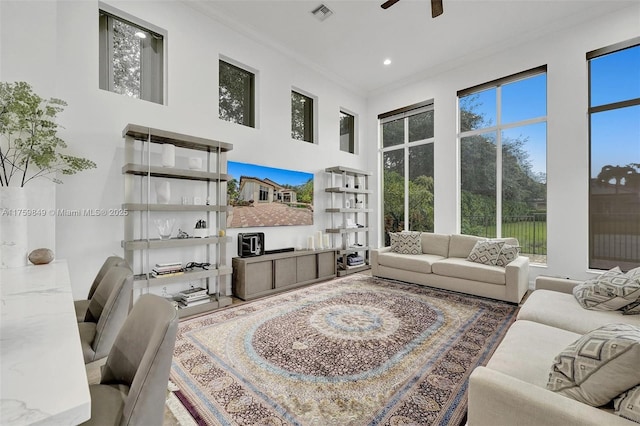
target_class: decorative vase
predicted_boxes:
[154,218,175,240]
[155,180,171,204]
[161,144,175,167]
[0,187,29,268]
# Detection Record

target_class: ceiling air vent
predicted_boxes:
[311,4,333,22]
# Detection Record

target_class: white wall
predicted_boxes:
[1,0,368,298]
[365,4,640,283]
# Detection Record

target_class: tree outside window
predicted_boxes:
[98,9,163,104]
[219,60,255,127]
[292,91,314,143]
[380,103,434,245]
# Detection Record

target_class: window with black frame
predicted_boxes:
[588,39,640,271]
[219,59,255,127]
[379,101,435,245]
[98,9,164,104]
[292,90,314,143]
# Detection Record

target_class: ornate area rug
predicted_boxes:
[170,274,518,425]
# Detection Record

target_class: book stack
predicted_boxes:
[177,287,210,308]
[152,262,184,278]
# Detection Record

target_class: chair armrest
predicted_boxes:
[505,256,529,303]
[535,276,582,294]
[468,367,633,426]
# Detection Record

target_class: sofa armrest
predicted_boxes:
[370,247,391,276]
[504,255,529,303]
[468,367,633,426]
[535,276,582,294]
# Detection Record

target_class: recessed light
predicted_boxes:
[383,59,392,66]
[134,31,147,39]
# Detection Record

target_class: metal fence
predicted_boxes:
[590,213,640,265]
[462,213,547,258]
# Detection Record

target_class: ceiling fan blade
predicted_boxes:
[381,0,400,10]
[431,0,443,17]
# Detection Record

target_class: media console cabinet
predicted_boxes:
[232,249,336,300]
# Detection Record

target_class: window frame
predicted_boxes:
[587,37,640,271]
[457,67,547,229]
[98,5,165,104]
[339,109,356,154]
[379,100,435,240]
[291,89,316,143]
[218,58,256,128]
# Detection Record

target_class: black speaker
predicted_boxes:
[238,232,264,257]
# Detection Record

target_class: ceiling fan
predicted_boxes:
[381,0,444,18]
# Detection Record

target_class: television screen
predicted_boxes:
[227,161,314,228]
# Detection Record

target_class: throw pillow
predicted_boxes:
[496,244,520,267]
[547,323,640,407]
[614,385,640,423]
[389,231,422,255]
[467,240,504,266]
[572,267,640,311]
[621,267,640,315]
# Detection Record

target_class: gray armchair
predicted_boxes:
[75,256,129,322]
[78,265,133,363]
[80,294,179,426]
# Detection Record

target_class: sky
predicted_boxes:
[460,45,640,180]
[228,161,313,187]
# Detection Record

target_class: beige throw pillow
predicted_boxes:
[573,267,640,311]
[547,323,640,407]
[467,240,504,266]
[614,385,640,423]
[390,231,422,255]
[496,244,520,267]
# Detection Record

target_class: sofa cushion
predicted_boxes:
[573,267,640,311]
[432,257,506,285]
[420,233,450,257]
[547,323,640,407]
[448,234,485,258]
[496,244,520,267]
[390,231,422,255]
[486,320,581,388]
[614,385,640,423]
[517,289,640,335]
[622,301,640,315]
[467,240,505,266]
[376,252,443,274]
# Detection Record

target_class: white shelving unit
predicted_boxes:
[121,124,233,317]
[325,166,372,276]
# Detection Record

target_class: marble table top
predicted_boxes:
[1,260,91,425]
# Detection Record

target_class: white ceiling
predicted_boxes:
[185,0,636,95]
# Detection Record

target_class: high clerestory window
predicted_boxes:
[219,59,256,128]
[588,39,640,271]
[458,67,547,263]
[340,110,355,154]
[379,101,435,245]
[292,90,315,143]
[98,8,164,104]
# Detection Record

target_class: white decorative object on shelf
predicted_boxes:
[315,231,323,250]
[155,180,170,204]
[307,236,315,250]
[0,187,28,268]
[188,157,202,170]
[154,218,175,240]
[161,144,175,167]
[323,234,330,249]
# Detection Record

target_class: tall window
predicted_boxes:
[219,59,255,127]
[98,9,164,104]
[588,40,640,271]
[380,101,434,245]
[458,67,547,263]
[292,90,314,143]
[340,111,355,153]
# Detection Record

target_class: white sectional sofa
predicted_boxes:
[468,276,640,426]
[370,233,529,304]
